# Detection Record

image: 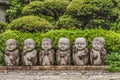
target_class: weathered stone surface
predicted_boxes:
[39,38,55,66]
[4,39,19,66]
[73,37,89,65]
[0,0,8,23]
[0,70,120,80]
[90,37,106,65]
[22,39,37,66]
[0,66,108,71]
[56,38,71,65]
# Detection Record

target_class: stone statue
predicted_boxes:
[22,39,37,66]
[56,38,71,65]
[73,37,88,65]
[4,39,19,66]
[39,38,55,65]
[90,37,106,65]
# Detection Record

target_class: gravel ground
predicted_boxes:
[0,70,120,80]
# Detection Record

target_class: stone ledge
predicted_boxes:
[0,66,108,71]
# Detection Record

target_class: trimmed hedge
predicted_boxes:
[7,16,54,32]
[0,29,120,65]
[40,29,120,53]
[22,1,45,16]
[66,0,120,29]
[56,15,76,29]
[43,0,70,20]
[21,0,70,25]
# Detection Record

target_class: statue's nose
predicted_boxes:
[61,45,65,48]
[9,46,11,49]
[44,45,47,48]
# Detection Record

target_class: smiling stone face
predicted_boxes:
[58,38,70,50]
[6,39,18,51]
[23,39,36,52]
[92,37,105,50]
[41,38,53,50]
[74,38,87,50]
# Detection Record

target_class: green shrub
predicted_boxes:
[0,30,42,65]
[7,0,22,21]
[110,15,120,32]
[43,0,70,20]
[0,23,7,33]
[56,15,77,29]
[1,29,120,53]
[105,52,120,72]
[66,0,120,29]
[21,0,70,25]
[85,19,111,29]
[7,0,46,21]
[7,16,54,32]
[22,1,45,16]
[40,29,120,53]
[0,29,120,65]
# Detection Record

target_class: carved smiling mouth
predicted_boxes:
[44,46,48,49]
[78,46,82,49]
[27,47,31,49]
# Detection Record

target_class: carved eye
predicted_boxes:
[66,43,69,46]
[46,43,49,45]
[77,43,80,45]
[60,43,63,45]
[10,43,14,46]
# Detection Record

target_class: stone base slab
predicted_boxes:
[0,66,108,71]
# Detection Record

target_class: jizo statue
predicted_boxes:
[22,39,37,66]
[73,37,88,65]
[90,37,106,65]
[39,38,55,65]
[56,38,71,65]
[5,39,19,66]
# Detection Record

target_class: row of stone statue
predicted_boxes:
[4,37,106,66]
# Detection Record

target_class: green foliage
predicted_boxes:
[0,30,42,65]
[0,23,7,33]
[7,16,54,32]
[110,15,120,32]
[21,0,70,25]
[43,0,70,20]
[0,29,120,65]
[0,51,4,66]
[66,0,120,29]
[40,29,120,53]
[0,30,42,52]
[22,1,45,16]
[56,15,77,29]
[8,0,120,30]
[105,52,120,72]
[7,0,45,21]
[7,0,22,21]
